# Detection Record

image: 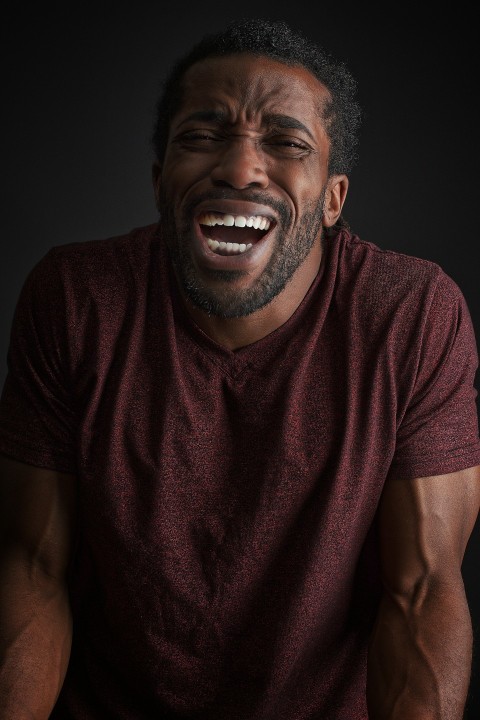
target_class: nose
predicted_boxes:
[210,138,269,190]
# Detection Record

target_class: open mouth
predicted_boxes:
[198,212,274,256]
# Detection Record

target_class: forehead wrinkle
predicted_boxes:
[179,57,331,135]
[191,73,287,126]
[225,71,331,137]
[237,72,299,122]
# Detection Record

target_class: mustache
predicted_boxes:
[182,188,291,229]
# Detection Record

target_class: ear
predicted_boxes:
[152,162,162,211]
[323,175,349,228]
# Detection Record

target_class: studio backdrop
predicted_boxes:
[2,3,479,716]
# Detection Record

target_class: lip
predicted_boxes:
[191,199,279,272]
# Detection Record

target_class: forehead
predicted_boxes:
[176,54,331,125]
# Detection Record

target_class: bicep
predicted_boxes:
[0,453,77,581]
[378,465,480,593]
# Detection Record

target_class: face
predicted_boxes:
[154,54,347,318]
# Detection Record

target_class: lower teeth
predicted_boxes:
[207,239,253,255]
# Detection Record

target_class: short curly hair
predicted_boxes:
[152,18,362,177]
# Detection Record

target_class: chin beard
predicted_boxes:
[158,189,325,318]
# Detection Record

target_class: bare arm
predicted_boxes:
[367,465,480,720]
[0,454,77,720]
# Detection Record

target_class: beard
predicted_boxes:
[158,187,326,318]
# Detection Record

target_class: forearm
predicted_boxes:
[0,564,72,720]
[367,575,472,720]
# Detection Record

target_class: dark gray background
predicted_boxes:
[2,1,479,715]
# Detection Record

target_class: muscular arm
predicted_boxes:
[0,454,76,720]
[367,465,480,720]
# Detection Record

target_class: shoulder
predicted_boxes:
[18,223,160,312]
[11,224,163,376]
[338,231,442,290]
[331,230,466,325]
[14,222,160,334]
[39,222,159,283]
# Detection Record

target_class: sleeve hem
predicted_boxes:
[0,435,77,474]
[388,444,480,482]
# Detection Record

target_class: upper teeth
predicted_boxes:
[198,213,271,231]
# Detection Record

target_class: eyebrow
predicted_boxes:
[176,110,315,141]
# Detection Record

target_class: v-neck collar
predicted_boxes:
[156,229,337,379]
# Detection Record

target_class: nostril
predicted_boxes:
[212,179,236,189]
[212,178,267,189]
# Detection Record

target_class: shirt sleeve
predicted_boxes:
[388,269,480,481]
[0,249,77,473]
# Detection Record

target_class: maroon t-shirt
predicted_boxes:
[1,224,479,719]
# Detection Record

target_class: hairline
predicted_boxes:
[169,51,333,148]
[152,21,361,178]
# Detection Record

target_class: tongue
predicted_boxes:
[201,225,266,244]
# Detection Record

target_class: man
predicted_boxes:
[1,18,479,720]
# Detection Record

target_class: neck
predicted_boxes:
[176,243,323,351]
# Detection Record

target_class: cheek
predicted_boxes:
[300,152,327,185]
[162,154,214,205]
[270,163,324,215]
[270,152,325,187]
[299,164,328,212]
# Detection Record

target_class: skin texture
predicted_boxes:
[368,466,480,719]
[153,54,348,351]
[0,455,76,719]
[0,53,479,720]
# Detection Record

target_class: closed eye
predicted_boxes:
[173,131,312,156]
[270,140,308,149]
[176,131,223,143]
[263,137,312,156]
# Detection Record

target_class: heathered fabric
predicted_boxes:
[1,224,479,720]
